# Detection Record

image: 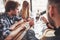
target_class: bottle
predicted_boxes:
[36,10,40,22]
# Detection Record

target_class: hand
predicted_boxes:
[27,17,31,21]
[20,23,27,31]
[41,17,48,23]
[41,16,54,29]
[28,18,34,27]
[23,19,27,22]
[23,17,34,27]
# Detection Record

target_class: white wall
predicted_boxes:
[0,0,5,12]
[32,0,48,12]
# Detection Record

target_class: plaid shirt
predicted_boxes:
[0,13,22,39]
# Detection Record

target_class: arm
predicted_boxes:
[27,18,34,27]
[5,22,26,40]
[46,23,54,29]
[26,30,38,40]
[0,22,3,40]
[0,18,25,40]
[41,17,54,29]
[9,19,24,30]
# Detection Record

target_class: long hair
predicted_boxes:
[22,1,29,19]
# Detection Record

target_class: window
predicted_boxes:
[0,0,5,12]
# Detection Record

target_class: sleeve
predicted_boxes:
[0,18,11,38]
[14,16,22,21]
[0,20,3,37]
[26,30,39,40]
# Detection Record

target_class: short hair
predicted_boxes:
[5,1,20,12]
[48,0,60,5]
[48,0,60,13]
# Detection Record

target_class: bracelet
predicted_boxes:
[46,22,49,25]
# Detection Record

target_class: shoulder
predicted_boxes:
[0,13,7,23]
[41,29,55,40]
[0,12,7,19]
[42,29,55,37]
[41,29,56,40]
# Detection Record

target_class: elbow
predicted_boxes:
[5,36,13,40]
[5,34,14,40]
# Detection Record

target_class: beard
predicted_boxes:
[11,11,18,16]
[48,13,56,29]
[12,13,17,16]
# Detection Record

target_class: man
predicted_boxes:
[41,0,60,40]
[0,1,38,40]
[0,1,26,40]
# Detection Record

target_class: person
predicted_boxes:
[0,1,28,40]
[0,1,38,40]
[41,0,60,40]
[19,1,30,19]
[18,1,38,40]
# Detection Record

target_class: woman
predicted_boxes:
[20,1,30,19]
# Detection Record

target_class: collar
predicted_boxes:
[5,12,14,19]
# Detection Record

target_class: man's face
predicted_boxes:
[48,13,56,28]
[12,7,19,16]
[47,4,60,28]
